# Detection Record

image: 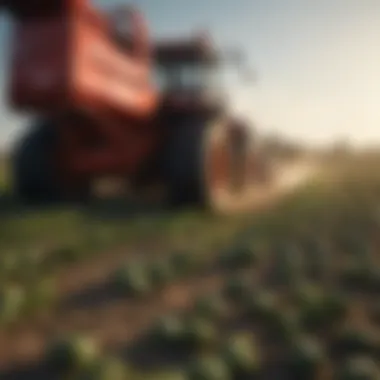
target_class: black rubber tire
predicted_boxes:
[160,118,207,208]
[160,116,259,211]
[11,119,62,204]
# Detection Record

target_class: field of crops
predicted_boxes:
[1,152,380,379]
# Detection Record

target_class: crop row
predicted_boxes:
[5,235,378,379]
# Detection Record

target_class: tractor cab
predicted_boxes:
[153,34,226,113]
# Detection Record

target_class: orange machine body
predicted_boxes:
[4,0,161,190]
[2,0,234,202]
[8,0,158,117]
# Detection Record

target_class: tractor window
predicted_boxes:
[154,64,181,90]
[154,62,221,93]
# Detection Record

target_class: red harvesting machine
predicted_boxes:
[0,0,268,209]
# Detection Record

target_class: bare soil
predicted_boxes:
[211,158,320,214]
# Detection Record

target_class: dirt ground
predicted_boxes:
[212,157,321,214]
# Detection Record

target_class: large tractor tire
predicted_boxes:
[11,120,62,204]
[161,116,257,212]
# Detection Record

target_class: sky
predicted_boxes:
[0,0,379,148]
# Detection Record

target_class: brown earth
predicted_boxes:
[211,157,320,215]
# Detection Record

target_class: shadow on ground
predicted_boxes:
[0,192,193,221]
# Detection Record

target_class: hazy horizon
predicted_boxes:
[0,0,379,149]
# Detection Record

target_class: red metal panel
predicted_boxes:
[7,16,69,111]
[6,0,159,120]
[71,6,158,120]
[59,116,160,177]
